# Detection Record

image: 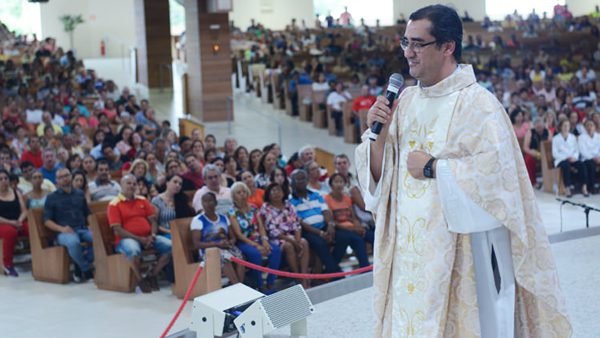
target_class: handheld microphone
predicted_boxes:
[369,73,404,141]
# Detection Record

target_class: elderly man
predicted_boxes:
[88,159,121,201]
[44,168,94,282]
[108,174,171,293]
[192,164,232,214]
[298,145,328,181]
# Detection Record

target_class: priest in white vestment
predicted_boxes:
[355,5,571,338]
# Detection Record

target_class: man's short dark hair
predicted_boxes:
[97,159,110,169]
[409,5,463,61]
[20,161,34,170]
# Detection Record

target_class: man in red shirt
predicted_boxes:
[351,85,376,140]
[20,135,43,168]
[108,174,172,293]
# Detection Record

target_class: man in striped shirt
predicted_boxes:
[289,169,340,273]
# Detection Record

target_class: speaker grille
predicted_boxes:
[260,285,314,329]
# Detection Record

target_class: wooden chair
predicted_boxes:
[283,79,292,115]
[89,200,110,214]
[178,117,205,139]
[315,147,335,175]
[540,141,566,195]
[27,208,70,284]
[170,218,222,299]
[326,104,337,136]
[297,84,313,122]
[343,102,359,143]
[89,212,137,292]
[312,90,328,129]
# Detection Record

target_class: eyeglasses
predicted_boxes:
[400,38,438,53]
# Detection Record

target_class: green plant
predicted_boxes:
[59,14,84,32]
[59,14,84,50]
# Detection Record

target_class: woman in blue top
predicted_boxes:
[191,192,244,285]
[228,182,281,292]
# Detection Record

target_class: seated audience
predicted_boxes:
[552,119,589,197]
[44,168,94,282]
[25,170,51,209]
[228,182,281,291]
[523,117,550,187]
[0,169,29,276]
[325,174,373,258]
[193,164,233,214]
[190,192,245,285]
[18,160,55,194]
[239,170,265,208]
[151,174,194,239]
[270,166,291,197]
[71,170,91,203]
[254,151,278,189]
[108,174,172,293]
[288,169,341,273]
[260,183,310,288]
[306,161,330,195]
[88,159,121,201]
[577,119,600,193]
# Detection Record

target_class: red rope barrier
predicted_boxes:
[230,256,373,279]
[159,265,203,338]
[158,259,372,337]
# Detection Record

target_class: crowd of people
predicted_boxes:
[0,22,374,293]
[232,4,600,195]
[2,4,600,293]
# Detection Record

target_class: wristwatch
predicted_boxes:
[423,157,436,178]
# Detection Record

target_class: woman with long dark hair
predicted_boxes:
[151,174,194,239]
[0,169,29,276]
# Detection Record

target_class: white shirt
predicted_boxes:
[326,90,351,111]
[26,109,43,124]
[312,82,329,91]
[577,131,600,160]
[552,133,579,166]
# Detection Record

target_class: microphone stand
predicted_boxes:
[556,198,600,229]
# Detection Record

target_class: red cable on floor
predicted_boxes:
[159,265,203,338]
[230,256,373,279]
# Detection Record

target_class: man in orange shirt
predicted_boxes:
[108,174,172,293]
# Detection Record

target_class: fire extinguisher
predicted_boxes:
[100,40,106,56]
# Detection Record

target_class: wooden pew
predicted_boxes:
[27,208,70,284]
[170,218,222,299]
[343,102,360,144]
[298,84,313,122]
[89,211,137,292]
[315,147,335,175]
[283,79,292,115]
[540,141,566,195]
[312,90,328,129]
[178,117,205,139]
[89,200,110,214]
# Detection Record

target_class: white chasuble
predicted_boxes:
[391,87,460,337]
[355,64,571,338]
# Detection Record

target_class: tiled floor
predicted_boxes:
[2,87,600,338]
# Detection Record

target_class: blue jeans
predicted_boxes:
[302,231,341,273]
[116,235,172,259]
[332,228,370,268]
[57,228,94,272]
[237,242,282,289]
